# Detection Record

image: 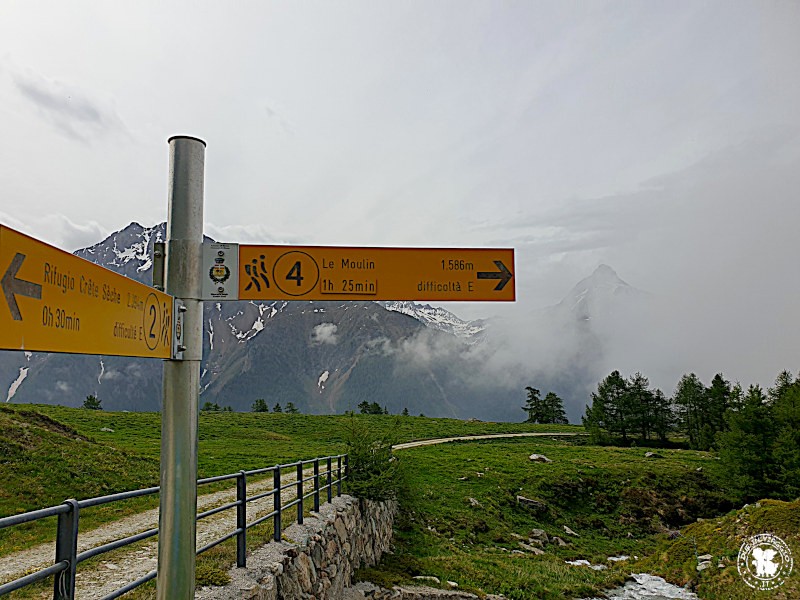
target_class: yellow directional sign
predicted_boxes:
[237,246,515,302]
[0,225,173,358]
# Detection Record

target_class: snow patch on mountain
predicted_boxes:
[318,370,329,391]
[227,312,267,342]
[6,367,29,402]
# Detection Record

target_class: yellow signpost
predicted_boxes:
[236,245,515,302]
[0,225,173,358]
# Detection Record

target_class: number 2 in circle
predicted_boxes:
[143,293,162,351]
[149,304,157,339]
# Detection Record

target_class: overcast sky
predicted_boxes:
[1,1,799,393]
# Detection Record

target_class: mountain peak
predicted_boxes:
[568,264,631,297]
[73,221,167,284]
[557,264,642,320]
[588,264,626,285]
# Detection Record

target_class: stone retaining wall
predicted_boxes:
[196,495,396,600]
[343,582,506,600]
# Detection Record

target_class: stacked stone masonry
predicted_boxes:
[196,495,396,600]
[343,582,506,600]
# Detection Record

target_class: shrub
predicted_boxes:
[343,416,406,502]
[83,395,102,410]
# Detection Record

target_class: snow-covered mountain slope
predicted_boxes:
[378,301,485,339]
[74,222,165,283]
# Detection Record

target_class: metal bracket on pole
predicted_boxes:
[152,242,166,291]
[171,299,186,361]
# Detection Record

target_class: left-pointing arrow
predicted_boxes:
[2,253,42,321]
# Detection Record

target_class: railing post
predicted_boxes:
[236,470,247,568]
[296,463,304,524]
[326,457,333,503]
[344,454,349,482]
[273,466,282,542]
[313,459,320,512]
[337,456,342,496]
[53,499,79,600]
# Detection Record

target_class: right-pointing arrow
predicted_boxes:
[2,253,43,321]
[477,260,513,291]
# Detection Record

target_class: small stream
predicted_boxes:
[579,573,698,599]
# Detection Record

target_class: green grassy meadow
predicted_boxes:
[365,438,799,599]
[0,404,572,550]
[364,438,719,598]
[1,404,798,599]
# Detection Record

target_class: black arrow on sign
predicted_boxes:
[2,253,42,321]
[477,260,513,291]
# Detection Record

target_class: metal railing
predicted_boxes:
[0,454,347,599]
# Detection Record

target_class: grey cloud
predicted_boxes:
[13,70,129,143]
[382,129,800,419]
[0,213,107,253]
[101,370,122,381]
[204,222,305,246]
[46,215,108,252]
[311,323,339,345]
[264,103,294,135]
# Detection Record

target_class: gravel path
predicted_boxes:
[0,466,330,598]
[1,432,576,597]
[392,431,583,450]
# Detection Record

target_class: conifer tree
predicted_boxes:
[702,373,732,448]
[522,387,544,423]
[251,398,268,412]
[593,371,630,441]
[651,389,673,442]
[543,392,569,424]
[674,373,706,448]
[717,385,776,501]
[770,372,800,498]
[627,372,654,441]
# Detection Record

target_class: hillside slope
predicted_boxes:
[639,498,800,599]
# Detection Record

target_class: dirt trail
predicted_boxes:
[392,431,583,450]
[0,467,330,598]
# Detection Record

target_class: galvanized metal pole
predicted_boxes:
[156,136,205,600]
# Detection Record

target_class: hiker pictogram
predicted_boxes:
[244,254,270,292]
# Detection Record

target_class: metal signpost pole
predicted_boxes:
[156,136,206,600]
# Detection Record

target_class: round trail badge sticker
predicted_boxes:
[738,533,793,590]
